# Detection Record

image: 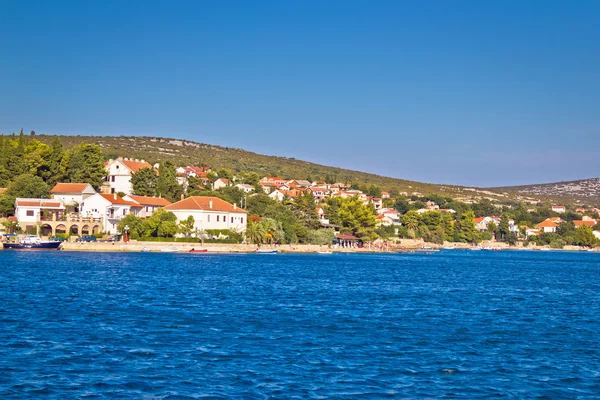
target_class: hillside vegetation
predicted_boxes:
[30,134,550,204]
[495,179,600,203]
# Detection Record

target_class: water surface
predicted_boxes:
[1,250,599,398]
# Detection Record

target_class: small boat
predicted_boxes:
[160,247,180,253]
[317,251,333,254]
[256,249,278,254]
[188,249,208,253]
[470,246,483,251]
[2,235,62,250]
[140,247,152,252]
[443,246,455,250]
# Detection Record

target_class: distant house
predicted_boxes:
[573,220,597,228]
[235,184,255,193]
[594,230,600,240]
[536,219,559,233]
[381,192,390,199]
[105,157,153,195]
[287,180,312,189]
[212,178,230,190]
[268,190,286,202]
[164,196,247,232]
[123,195,172,218]
[50,183,97,211]
[551,205,566,214]
[80,193,133,234]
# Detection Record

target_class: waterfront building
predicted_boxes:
[163,196,247,232]
[123,195,172,218]
[80,193,133,234]
[104,157,153,195]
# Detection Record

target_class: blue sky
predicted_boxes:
[0,1,598,187]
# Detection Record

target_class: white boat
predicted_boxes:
[443,246,455,250]
[160,247,180,253]
[317,251,333,254]
[471,246,483,251]
[256,248,278,254]
[140,247,152,252]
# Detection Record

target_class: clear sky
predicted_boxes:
[1,1,598,187]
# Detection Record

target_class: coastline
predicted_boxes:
[1,240,596,253]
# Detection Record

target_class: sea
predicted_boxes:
[1,250,599,398]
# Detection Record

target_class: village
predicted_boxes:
[1,155,600,251]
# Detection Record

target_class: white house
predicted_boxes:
[50,183,97,211]
[14,198,65,231]
[123,195,172,218]
[164,196,247,232]
[80,193,133,234]
[235,184,255,193]
[212,178,230,190]
[268,190,286,202]
[594,230,600,240]
[105,157,153,195]
[551,205,566,214]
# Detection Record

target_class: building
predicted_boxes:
[123,195,172,218]
[212,178,230,190]
[163,196,247,232]
[551,205,566,214]
[235,184,255,193]
[14,198,65,232]
[80,193,133,234]
[105,157,153,195]
[535,219,559,233]
[50,183,97,212]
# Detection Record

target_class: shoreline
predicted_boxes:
[0,241,595,253]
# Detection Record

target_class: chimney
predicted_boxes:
[113,193,117,200]
[180,193,184,201]
[209,199,213,209]
[233,203,237,210]
[135,159,139,162]
[141,159,145,163]
[108,158,113,163]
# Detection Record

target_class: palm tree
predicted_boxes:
[245,222,266,245]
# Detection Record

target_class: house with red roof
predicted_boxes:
[80,193,134,234]
[212,178,230,190]
[105,157,153,195]
[535,219,559,233]
[50,183,97,211]
[14,198,65,231]
[551,205,566,214]
[123,195,172,218]
[164,196,247,232]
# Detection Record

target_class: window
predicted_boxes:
[123,209,127,216]
[111,176,116,182]
[208,215,210,222]
[26,210,34,217]
[231,217,233,223]
[216,215,219,222]
[241,218,244,224]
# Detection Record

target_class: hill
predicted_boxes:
[29,134,551,204]
[494,178,600,204]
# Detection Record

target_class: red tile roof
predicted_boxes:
[474,217,486,224]
[51,183,93,193]
[574,220,597,228]
[164,196,246,213]
[126,195,172,207]
[16,199,63,208]
[120,159,152,173]
[536,220,558,228]
[99,193,131,205]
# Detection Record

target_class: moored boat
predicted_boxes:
[256,248,278,254]
[2,235,62,250]
[188,249,208,253]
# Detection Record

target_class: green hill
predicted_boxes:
[27,134,557,204]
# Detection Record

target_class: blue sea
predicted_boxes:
[1,250,600,398]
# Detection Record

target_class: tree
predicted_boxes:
[141,208,178,237]
[117,214,145,239]
[131,167,159,196]
[60,143,106,187]
[454,211,479,243]
[401,210,420,238]
[366,184,382,198]
[157,160,183,202]
[327,196,378,241]
[178,215,195,237]
[307,228,336,245]
[245,221,266,244]
[498,214,510,240]
[216,168,234,181]
[574,225,598,248]
[0,174,50,215]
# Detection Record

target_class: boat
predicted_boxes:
[443,246,455,250]
[160,247,180,253]
[140,247,152,252]
[2,235,62,250]
[256,249,278,254]
[316,251,333,254]
[470,246,483,251]
[188,249,208,253]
